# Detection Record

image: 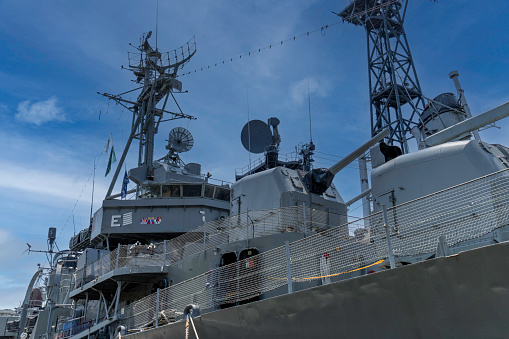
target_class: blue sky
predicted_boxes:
[1,1,508,309]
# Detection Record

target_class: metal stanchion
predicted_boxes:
[382,205,396,269]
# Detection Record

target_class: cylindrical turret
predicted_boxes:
[423,102,509,148]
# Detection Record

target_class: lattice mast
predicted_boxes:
[338,0,426,153]
[100,32,197,198]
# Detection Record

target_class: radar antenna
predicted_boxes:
[241,120,273,154]
[99,33,197,198]
[241,118,281,170]
[168,127,194,153]
[164,127,194,166]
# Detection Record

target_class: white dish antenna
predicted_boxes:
[167,127,194,153]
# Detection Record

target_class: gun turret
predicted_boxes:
[303,129,390,194]
[422,102,509,148]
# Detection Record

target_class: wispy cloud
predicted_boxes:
[0,274,25,290]
[0,229,28,267]
[0,161,107,203]
[16,96,65,125]
[289,77,331,104]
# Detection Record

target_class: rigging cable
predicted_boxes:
[308,73,313,143]
[177,0,398,78]
[57,151,105,243]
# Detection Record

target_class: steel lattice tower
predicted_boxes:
[338,0,426,153]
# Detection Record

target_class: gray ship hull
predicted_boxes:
[125,241,509,338]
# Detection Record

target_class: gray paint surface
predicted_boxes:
[371,140,509,211]
[91,197,229,241]
[0,317,17,337]
[125,241,509,339]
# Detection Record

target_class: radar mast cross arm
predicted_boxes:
[99,89,195,199]
[97,92,196,121]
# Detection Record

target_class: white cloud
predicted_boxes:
[0,229,12,246]
[289,77,331,105]
[16,96,65,125]
[0,161,109,203]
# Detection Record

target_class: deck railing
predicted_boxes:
[73,206,336,289]
[119,168,509,330]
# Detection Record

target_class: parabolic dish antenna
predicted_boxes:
[168,127,194,153]
[241,120,273,154]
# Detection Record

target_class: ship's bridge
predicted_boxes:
[90,162,231,245]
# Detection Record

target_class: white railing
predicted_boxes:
[120,168,509,330]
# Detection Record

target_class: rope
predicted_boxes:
[189,316,200,339]
[185,315,189,339]
[266,259,384,281]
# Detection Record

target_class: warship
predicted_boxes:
[6,1,509,338]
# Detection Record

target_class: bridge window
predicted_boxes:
[204,184,215,198]
[215,187,230,201]
[162,185,181,198]
[183,184,202,197]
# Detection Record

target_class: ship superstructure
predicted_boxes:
[12,1,509,338]
[16,29,354,339]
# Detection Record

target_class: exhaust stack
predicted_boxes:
[449,70,481,140]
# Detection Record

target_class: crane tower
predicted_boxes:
[338,0,426,153]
